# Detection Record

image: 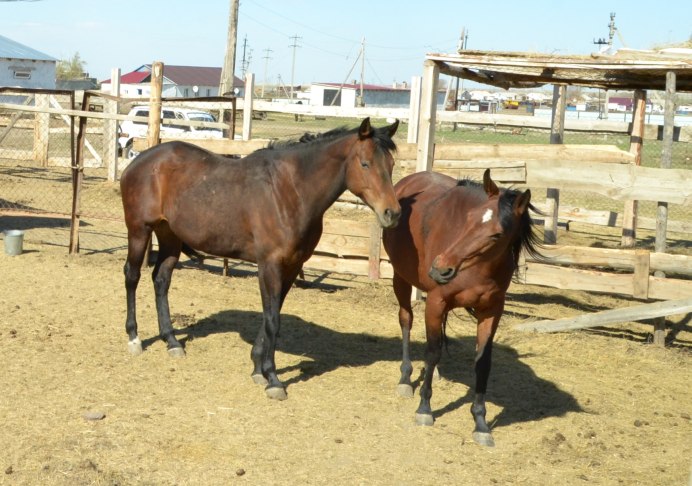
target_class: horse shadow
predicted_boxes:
[165,308,582,428]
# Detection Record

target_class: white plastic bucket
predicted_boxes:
[3,230,25,256]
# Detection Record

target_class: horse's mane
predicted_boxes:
[456,179,543,272]
[264,124,397,154]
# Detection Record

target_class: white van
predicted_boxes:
[118,106,223,159]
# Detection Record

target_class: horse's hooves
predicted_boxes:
[128,338,143,356]
[251,373,268,385]
[472,431,495,447]
[265,386,287,401]
[397,384,414,398]
[167,347,185,358]
[415,413,434,426]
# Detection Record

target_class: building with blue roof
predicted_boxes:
[0,34,57,89]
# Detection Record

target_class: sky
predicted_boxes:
[2,0,691,87]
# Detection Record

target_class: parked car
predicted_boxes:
[118,106,223,159]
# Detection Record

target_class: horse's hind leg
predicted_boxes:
[124,226,152,355]
[393,273,415,398]
[151,225,184,357]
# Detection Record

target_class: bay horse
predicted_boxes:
[382,169,541,446]
[120,117,401,400]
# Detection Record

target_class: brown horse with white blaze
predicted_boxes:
[120,118,401,400]
[382,169,542,446]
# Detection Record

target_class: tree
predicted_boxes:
[56,52,87,80]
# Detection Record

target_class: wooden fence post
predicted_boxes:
[33,93,49,166]
[415,60,439,173]
[242,73,254,141]
[368,219,382,280]
[147,61,164,149]
[105,68,121,181]
[544,84,566,244]
[652,71,677,347]
[621,89,646,247]
[407,76,421,144]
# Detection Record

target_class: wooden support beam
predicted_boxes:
[415,60,439,173]
[544,84,566,244]
[621,89,646,247]
[147,61,164,149]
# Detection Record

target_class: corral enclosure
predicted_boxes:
[0,50,691,484]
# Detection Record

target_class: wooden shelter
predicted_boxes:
[415,48,692,345]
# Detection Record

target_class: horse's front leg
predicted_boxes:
[393,273,415,398]
[470,305,503,447]
[414,298,447,426]
[250,262,297,400]
[123,227,151,355]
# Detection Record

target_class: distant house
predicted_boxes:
[0,34,57,89]
[310,82,442,108]
[101,65,244,98]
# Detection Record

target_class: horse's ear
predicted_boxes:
[483,169,499,197]
[513,189,532,216]
[358,117,373,139]
[386,119,400,137]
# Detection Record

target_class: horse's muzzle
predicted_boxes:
[379,207,401,229]
[428,262,457,284]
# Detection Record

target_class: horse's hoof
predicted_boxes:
[415,413,434,426]
[167,346,185,358]
[472,431,495,447]
[128,338,143,356]
[265,386,287,401]
[397,384,414,398]
[251,373,268,385]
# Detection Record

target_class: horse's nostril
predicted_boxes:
[440,267,455,278]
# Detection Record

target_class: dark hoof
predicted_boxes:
[251,373,269,385]
[415,413,434,426]
[128,338,143,356]
[397,384,414,398]
[472,431,495,447]
[167,346,185,358]
[265,386,287,401]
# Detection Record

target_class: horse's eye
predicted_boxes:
[491,233,503,241]
[361,160,370,169]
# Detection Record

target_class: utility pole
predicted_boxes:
[289,35,302,100]
[240,35,252,79]
[261,48,273,98]
[452,28,468,131]
[358,37,365,107]
[593,12,617,119]
[219,0,240,96]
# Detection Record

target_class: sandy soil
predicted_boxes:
[0,238,690,485]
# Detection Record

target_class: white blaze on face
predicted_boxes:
[481,208,493,224]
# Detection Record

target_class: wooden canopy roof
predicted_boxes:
[426,49,692,92]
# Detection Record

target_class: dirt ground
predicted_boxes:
[0,233,690,486]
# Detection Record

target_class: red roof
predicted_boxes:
[102,65,243,87]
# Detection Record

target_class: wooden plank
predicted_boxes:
[514,297,692,333]
[632,250,650,299]
[369,221,383,279]
[397,159,526,182]
[322,219,371,238]
[526,246,692,277]
[313,234,370,258]
[416,60,439,172]
[647,275,692,301]
[526,160,692,205]
[522,262,634,296]
[431,143,635,163]
[303,254,370,276]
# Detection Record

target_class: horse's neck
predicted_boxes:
[292,139,351,219]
